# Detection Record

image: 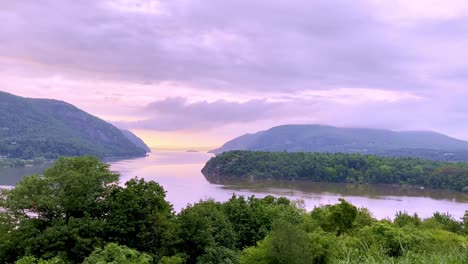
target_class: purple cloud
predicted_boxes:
[117,97,283,131]
[3,0,468,143]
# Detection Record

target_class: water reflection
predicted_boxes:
[0,162,52,186]
[209,179,468,204]
[110,151,467,219]
[1,151,467,219]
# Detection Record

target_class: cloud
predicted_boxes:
[3,0,468,143]
[116,88,425,132]
[117,97,283,131]
[3,0,467,93]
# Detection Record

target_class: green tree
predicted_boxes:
[394,211,421,227]
[2,156,119,223]
[158,255,186,264]
[310,199,358,235]
[105,178,176,259]
[177,200,237,264]
[196,246,239,264]
[0,156,118,263]
[240,221,335,264]
[82,243,152,264]
[15,256,64,264]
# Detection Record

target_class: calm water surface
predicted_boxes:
[1,151,467,219]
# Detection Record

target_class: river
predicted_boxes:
[1,151,467,219]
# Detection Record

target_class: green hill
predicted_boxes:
[120,129,151,152]
[0,91,147,159]
[211,124,468,161]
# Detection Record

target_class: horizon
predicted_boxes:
[3,1,468,148]
[3,89,468,150]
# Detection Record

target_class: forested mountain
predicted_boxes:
[211,124,468,161]
[0,91,148,159]
[120,129,151,152]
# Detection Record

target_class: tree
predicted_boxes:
[82,243,152,264]
[2,156,119,224]
[240,221,335,264]
[104,178,177,259]
[196,246,239,264]
[221,195,299,249]
[0,156,118,263]
[15,256,64,264]
[158,256,186,264]
[177,200,237,263]
[394,211,421,227]
[310,199,358,235]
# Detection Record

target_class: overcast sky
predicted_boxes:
[2,0,468,149]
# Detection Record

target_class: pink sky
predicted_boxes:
[2,0,468,149]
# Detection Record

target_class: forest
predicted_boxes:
[202,151,468,192]
[0,91,146,160]
[0,156,467,263]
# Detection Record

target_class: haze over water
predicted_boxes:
[1,151,467,220]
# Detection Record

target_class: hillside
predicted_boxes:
[0,91,147,159]
[211,124,468,161]
[120,129,151,152]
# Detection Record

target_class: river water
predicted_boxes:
[1,151,467,219]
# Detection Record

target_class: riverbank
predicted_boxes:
[203,150,468,192]
[0,157,53,168]
[1,151,467,219]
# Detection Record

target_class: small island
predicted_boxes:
[202,150,468,192]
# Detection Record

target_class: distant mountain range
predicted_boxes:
[0,91,150,159]
[211,124,468,161]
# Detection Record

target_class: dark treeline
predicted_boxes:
[202,151,468,192]
[1,157,467,264]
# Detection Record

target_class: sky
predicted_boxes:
[2,0,468,149]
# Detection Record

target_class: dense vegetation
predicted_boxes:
[0,157,48,168]
[211,124,468,162]
[0,91,147,160]
[202,151,468,192]
[0,156,467,263]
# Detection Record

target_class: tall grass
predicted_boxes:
[334,249,468,264]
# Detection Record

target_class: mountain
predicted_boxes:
[0,91,148,159]
[210,124,468,161]
[120,129,151,152]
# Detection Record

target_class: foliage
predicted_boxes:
[0,157,48,168]
[1,156,467,264]
[394,211,422,227]
[0,91,146,159]
[104,178,176,258]
[177,200,238,263]
[82,243,152,264]
[15,256,64,264]
[158,255,186,264]
[266,220,335,264]
[422,212,463,234]
[0,156,171,263]
[203,150,468,191]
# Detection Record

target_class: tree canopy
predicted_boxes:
[203,150,468,191]
[1,156,467,263]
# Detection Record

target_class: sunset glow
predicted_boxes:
[3,0,468,148]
